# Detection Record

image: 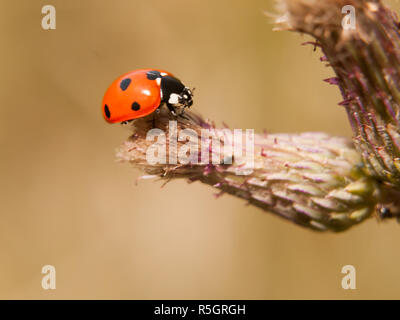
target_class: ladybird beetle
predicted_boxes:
[102,69,193,123]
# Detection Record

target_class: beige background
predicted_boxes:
[1,0,400,299]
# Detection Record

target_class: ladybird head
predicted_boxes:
[180,87,194,109]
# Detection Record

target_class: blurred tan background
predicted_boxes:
[1,0,400,299]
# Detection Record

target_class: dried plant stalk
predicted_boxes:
[117,109,380,231]
[116,0,400,231]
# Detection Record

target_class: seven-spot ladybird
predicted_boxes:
[102,69,193,123]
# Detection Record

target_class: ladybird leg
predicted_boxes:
[177,103,189,118]
[166,103,177,116]
[150,105,163,128]
[153,108,162,128]
[179,112,190,120]
[179,104,189,116]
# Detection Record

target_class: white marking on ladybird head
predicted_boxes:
[168,93,180,105]
[156,78,161,86]
[161,72,167,76]
[142,89,151,96]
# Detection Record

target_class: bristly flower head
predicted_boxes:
[276,0,400,188]
[117,109,381,232]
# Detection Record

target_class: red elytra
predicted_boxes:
[102,69,173,123]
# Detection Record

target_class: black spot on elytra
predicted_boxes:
[131,101,141,111]
[104,104,111,118]
[120,78,131,91]
[146,70,161,80]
